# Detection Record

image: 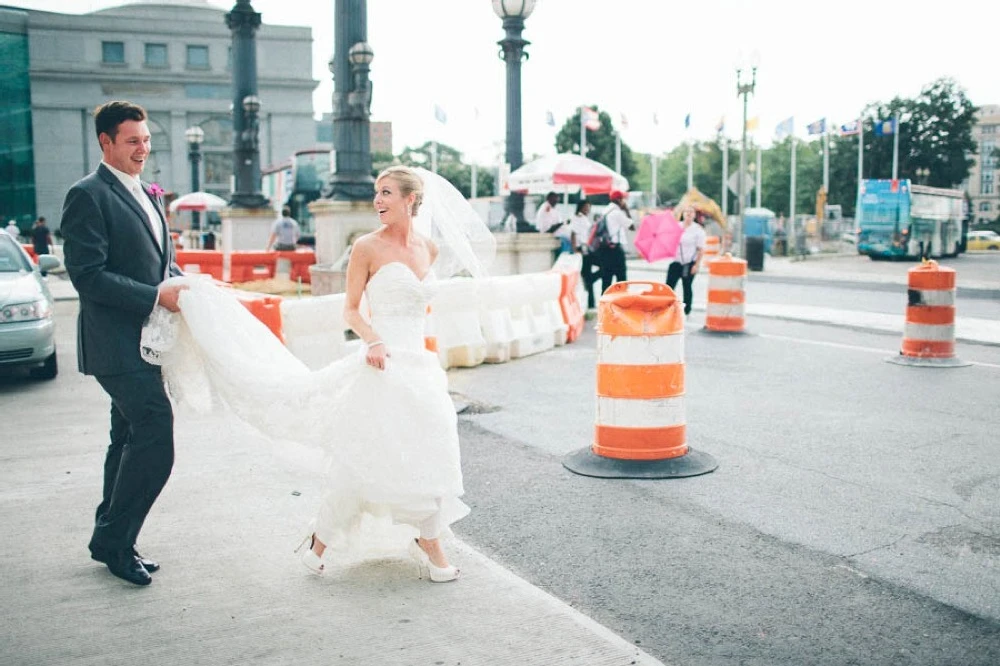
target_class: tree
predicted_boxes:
[394,141,495,198]
[864,78,976,188]
[553,106,639,188]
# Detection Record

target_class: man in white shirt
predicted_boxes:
[267,206,301,251]
[533,192,561,233]
[598,190,634,295]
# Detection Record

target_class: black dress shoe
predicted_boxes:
[91,546,160,574]
[105,551,152,586]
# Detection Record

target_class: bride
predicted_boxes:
[145,166,494,583]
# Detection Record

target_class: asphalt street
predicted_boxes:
[448,313,1000,665]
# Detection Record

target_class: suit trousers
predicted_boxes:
[90,367,175,554]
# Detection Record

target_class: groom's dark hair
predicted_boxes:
[94,101,147,143]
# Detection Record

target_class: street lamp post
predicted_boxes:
[493,0,536,232]
[226,0,268,208]
[323,0,375,201]
[736,57,758,257]
[916,167,930,185]
[185,125,205,231]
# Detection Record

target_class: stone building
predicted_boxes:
[967,104,1000,226]
[3,0,316,230]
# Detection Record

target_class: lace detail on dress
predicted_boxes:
[140,267,467,561]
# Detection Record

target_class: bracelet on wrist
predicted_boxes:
[366,340,385,350]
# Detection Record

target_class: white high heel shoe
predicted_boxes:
[294,534,325,576]
[408,539,460,583]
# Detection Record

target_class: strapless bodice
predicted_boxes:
[366,262,436,352]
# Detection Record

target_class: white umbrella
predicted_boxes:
[169,191,229,213]
[507,153,629,196]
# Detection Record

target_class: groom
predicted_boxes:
[61,100,186,586]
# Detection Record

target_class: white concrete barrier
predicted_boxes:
[430,278,488,369]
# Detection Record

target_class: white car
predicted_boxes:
[0,231,61,379]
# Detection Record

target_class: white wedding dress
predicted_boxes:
[143,262,469,559]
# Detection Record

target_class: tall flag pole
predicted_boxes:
[857,117,864,217]
[685,113,693,191]
[719,117,728,219]
[776,117,795,226]
[579,106,586,157]
[892,113,900,180]
[755,144,762,208]
[823,126,830,195]
[651,112,659,206]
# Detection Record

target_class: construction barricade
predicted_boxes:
[563,281,718,479]
[702,253,747,334]
[175,250,224,280]
[529,272,569,347]
[703,236,720,261]
[232,290,284,343]
[887,260,970,368]
[478,278,516,364]
[275,249,315,284]
[229,251,277,283]
[428,279,487,368]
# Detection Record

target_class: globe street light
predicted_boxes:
[493,0,536,232]
[916,167,930,185]
[736,53,758,257]
[184,125,205,231]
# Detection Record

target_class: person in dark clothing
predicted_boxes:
[31,217,54,275]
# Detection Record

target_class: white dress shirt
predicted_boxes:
[604,205,632,246]
[534,201,560,233]
[675,222,707,264]
[568,213,592,250]
[102,161,163,249]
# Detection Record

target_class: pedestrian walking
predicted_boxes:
[568,200,599,309]
[4,219,19,240]
[267,206,300,251]
[597,190,633,296]
[665,205,706,316]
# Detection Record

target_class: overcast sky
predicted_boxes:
[12,0,1000,164]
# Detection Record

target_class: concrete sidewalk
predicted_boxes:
[1,356,664,666]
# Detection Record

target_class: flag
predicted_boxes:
[545,110,555,127]
[434,104,447,125]
[745,116,759,132]
[807,118,826,135]
[684,113,691,129]
[620,113,629,130]
[839,120,860,136]
[874,118,897,137]
[582,106,600,131]
[715,116,725,133]
[775,116,794,140]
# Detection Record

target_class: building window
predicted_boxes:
[980,202,992,212]
[982,125,996,135]
[983,183,994,195]
[186,45,209,69]
[145,43,168,67]
[102,41,125,64]
[227,46,232,70]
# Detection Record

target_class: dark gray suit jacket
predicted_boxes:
[61,164,181,376]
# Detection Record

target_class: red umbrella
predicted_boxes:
[634,210,683,262]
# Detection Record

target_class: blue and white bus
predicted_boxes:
[857,179,966,259]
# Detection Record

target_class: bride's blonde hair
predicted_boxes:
[376,166,424,216]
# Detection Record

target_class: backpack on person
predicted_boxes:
[587,214,615,252]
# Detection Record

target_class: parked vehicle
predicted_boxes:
[856,179,966,259]
[742,207,776,254]
[0,232,60,379]
[967,230,1000,251]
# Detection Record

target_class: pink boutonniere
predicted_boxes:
[148,183,165,197]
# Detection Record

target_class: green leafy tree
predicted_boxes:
[553,106,638,188]
[394,141,494,198]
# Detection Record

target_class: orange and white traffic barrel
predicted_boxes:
[703,236,720,261]
[702,253,747,334]
[563,281,717,479]
[887,260,970,368]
